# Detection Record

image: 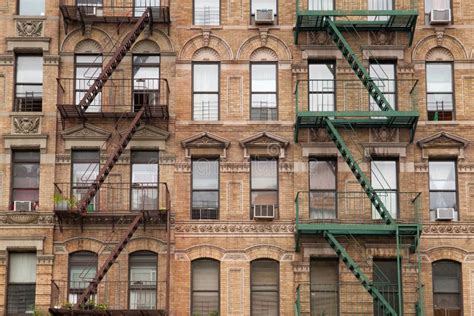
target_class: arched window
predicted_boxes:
[251,259,279,315]
[129,251,158,309]
[433,260,462,316]
[191,259,220,315]
[68,251,98,304]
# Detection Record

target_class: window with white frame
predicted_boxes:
[251,63,278,121]
[426,63,454,121]
[7,253,37,315]
[194,0,220,25]
[193,63,219,121]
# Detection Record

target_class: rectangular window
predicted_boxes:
[75,54,103,113]
[433,261,462,316]
[373,260,400,316]
[251,63,277,121]
[308,0,334,10]
[310,259,338,316]
[12,151,40,211]
[371,160,398,219]
[251,0,277,24]
[133,55,160,112]
[192,259,219,315]
[192,159,219,219]
[131,151,159,211]
[129,252,157,310]
[15,56,43,112]
[194,0,220,25]
[134,0,160,17]
[368,0,393,21]
[251,260,279,315]
[309,159,336,219]
[69,252,97,304]
[251,159,278,218]
[429,161,458,221]
[369,61,396,111]
[425,0,452,24]
[19,0,45,15]
[193,63,219,121]
[309,62,335,112]
[72,150,100,212]
[76,0,103,16]
[7,253,36,315]
[426,63,454,121]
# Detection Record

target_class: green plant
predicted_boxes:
[53,193,78,209]
[209,311,219,316]
[60,301,72,309]
[96,303,108,311]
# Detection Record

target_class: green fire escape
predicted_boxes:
[293,1,423,315]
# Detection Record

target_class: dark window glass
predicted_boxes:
[194,0,220,25]
[15,56,43,112]
[433,260,462,316]
[134,0,161,16]
[133,54,160,112]
[12,151,40,210]
[309,159,336,219]
[193,63,219,120]
[19,0,45,15]
[426,63,454,121]
[7,253,36,315]
[69,252,97,304]
[132,151,159,211]
[429,161,458,220]
[369,62,396,111]
[75,54,103,112]
[192,259,219,315]
[309,62,335,112]
[373,260,400,316]
[192,160,219,219]
[371,160,398,219]
[129,251,157,309]
[310,259,338,316]
[251,159,278,217]
[251,63,277,121]
[72,150,100,212]
[251,260,279,315]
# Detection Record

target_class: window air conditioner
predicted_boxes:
[255,9,274,24]
[430,9,451,24]
[253,204,276,219]
[14,201,32,212]
[435,207,455,221]
[82,6,104,16]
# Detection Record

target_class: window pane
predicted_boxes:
[251,160,277,190]
[132,164,158,183]
[130,252,157,283]
[252,64,277,92]
[193,160,219,190]
[308,0,334,10]
[9,253,36,283]
[430,192,457,210]
[194,0,220,25]
[192,191,219,209]
[7,284,36,314]
[192,260,219,291]
[251,0,277,14]
[310,191,336,219]
[194,64,219,92]
[194,94,219,120]
[16,56,43,84]
[251,191,278,206]
[251,260,278,290]
[371,161,397,189]
[373,260,399,316]
[192,292,219,315]
[13,163,40,188]
[310,260,338,316]
[76,55,103,65]
[433,261,461,310]
[310,160,336,190]
[252,94,277,109]
[134,0,161,16]
[427,94,454,111]
[429,161,456,190]
[69,253,97,289]
[19,0,45,15]
[309,63,335,81]
[427,64,453,92]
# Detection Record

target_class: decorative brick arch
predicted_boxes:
[424,246,468,263]
[74,39,102,54]
[245,244,286,261]
[132,30,175,53]
[62,237,105,254]
[192,47,220,61]
[426,47,454,61]
[178,34,233,61]
[412,33,468,61]
[132,39,161,54]
[185,245,226,261]
[236,35,292,61]
[125,237,167,254]
[61,27,113,53]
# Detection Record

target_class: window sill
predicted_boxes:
[13,15,47,20]
[190,25,223,30]
[9,112,44,117]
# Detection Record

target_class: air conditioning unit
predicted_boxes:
[253,204,276,219]
[430,9,451,24]
[14,201,32,212]
[435,207,455,221]
[255,9,274,24]
[81,6,104,16]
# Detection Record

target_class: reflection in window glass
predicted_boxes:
[129,252,157,309]
[369,62,396,111]
[309,160,336,219]
[251,160,278,216]
[194,0,220,25]
[429,161,458,220]
[309,63,335,112]
[368,0,393,21]
[432,260,462,315]
[12,151,40,209]
[19,0,45,15]
[373,260,400,316]
[308,0,333,10]
[133,55,160,112]
[131,151,159,211]
[192,160,219,219]
[15,56,43,112]
[69,252,97,304]
[75,54,103,112]
[251,63,277,120]
[426,63,454,121]
[134,0,160,16]
[193,63,219,121]
[371,160,397,219]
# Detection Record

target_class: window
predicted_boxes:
[369,61,396,111]
[425,0,452,23]
[7,253,36,315]
[310,259,338,316]
[192,159,219,219]
[371,160,398,219]
[429,161,458,221]
[11,151,40,211]
[251,0,277,23]
[251,63,278,120]
[129,251,157,310]
[251,259,279,316]
[15,56,43,112]
[76,0,103,16]
[191,259,219,315]
[193,63,219,121]
[426,63,454,121]
[69,252,97,304]
[309,62,335,112]
[308,0,334,10]
[75,54,103,113]
[309,159,336,219]
[194,0,220,25]
[19,0,45,15]
[72,150,100,212]
[251,159,278,218]
[133,54,160,112]
[131,151,159,211]
[368,0,393,21]
[373,260,400,316]
[134,0,160,17]
[432,260,462,316]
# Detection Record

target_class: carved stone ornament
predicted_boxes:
[16,21,43,37]
[12,117,40,134]
[0,213,54,225]
[175,223,295,234]
[308,31,331,45]
[202,28,211,47]
[423,224,474,235]
[370,30,395,45]
[259,28,269,46]
[310,128,332,142]
[372,127,397,142]
[435,30,445,46]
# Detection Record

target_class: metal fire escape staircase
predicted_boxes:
[293,6,421,316]
[71,8,153,308]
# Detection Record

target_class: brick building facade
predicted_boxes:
[0,0,473,315]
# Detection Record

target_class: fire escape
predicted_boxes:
[52,1,171,315]
[293,1,423,315]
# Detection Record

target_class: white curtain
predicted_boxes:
[9,253,36,283]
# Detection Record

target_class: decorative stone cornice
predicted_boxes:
[181,132,230,159]
[239,132,289,159]
[0,213,54,225]
[16,20,43,37]
[422,224,474,235]
[417,132,470,160]
[175,222,295,234]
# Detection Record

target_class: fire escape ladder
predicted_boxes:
[324,119,395,225]
[324,231,398,316]
[77,8,152,114]
[75,213,144,307]
[324,18,393,112]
